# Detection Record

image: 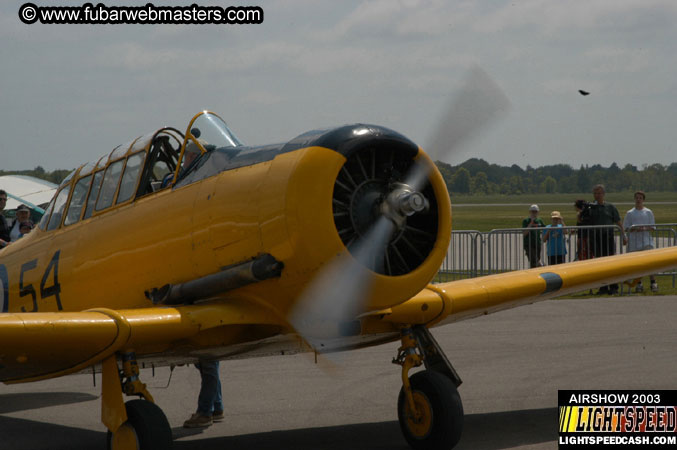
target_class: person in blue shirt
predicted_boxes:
[543,211,567,265]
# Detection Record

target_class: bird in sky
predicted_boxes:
[578,90,590,96]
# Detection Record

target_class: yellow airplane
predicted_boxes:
[0,111,675,450]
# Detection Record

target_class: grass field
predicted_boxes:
[449,192,677,231]
[450,191,677,205]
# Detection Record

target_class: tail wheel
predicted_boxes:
[107,399,173,450]
[398,371,463,450]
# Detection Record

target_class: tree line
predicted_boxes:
[0,166,71,186]
[3,159,677,196]
[436,158,677,195]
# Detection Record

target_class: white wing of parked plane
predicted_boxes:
[0,175,57,213]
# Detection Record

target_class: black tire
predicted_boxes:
[397,370,463,450]
[106,399,173,450]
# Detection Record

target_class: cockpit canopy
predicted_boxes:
[188,112,243,151]
[37,112,243,232]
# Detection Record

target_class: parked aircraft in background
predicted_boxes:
[0,174,57,217]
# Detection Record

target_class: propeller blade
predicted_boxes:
[289,216,395,350]
[407,66,510,192]
[291,66,510,354]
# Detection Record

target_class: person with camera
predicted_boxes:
[585,184,626,295]
[574,199,592,260]
[522,204,545,268]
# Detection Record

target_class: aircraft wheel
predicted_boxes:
[397,371,463,450]
[107,399,173,450]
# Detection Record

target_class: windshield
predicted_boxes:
[188,112,243,150]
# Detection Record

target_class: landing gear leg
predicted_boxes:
[393,326,464,450]
[102,351,173,450]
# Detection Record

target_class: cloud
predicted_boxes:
[328,0,472,39]
[96,42,181,71]
[584,47,652,74]
[3,1,677,170]
[542,78,604,96]
[475,0,677,34]
[239,90,284,106]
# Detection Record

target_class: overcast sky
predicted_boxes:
[2,0,676,171]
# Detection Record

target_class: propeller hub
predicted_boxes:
[397,190,427,216]
[381,183,429,229]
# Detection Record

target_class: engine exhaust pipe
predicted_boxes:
[146,253,283,305]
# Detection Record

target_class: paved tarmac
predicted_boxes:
[1,295,675,450]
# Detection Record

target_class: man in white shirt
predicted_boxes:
[623,191,657,292]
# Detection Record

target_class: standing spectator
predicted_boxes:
[9,204,31,242]
[543,211,567,265]
[522,204,545,268]
[0,190,10,248]
[623,191,658,293]
[588,184,626,295]
[574,199,592,261]
[183,359,224,428]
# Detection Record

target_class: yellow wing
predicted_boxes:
[2,247,675,384]
[378,246,677,328]
[0,299,285,384]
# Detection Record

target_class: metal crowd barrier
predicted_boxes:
[435,230,482,282]
[437,223,677,292]
[626,223,677,288]
[486,225,625,274]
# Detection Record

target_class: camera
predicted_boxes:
[576,200,599,225]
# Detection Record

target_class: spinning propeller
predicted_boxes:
[289,66,510,352]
